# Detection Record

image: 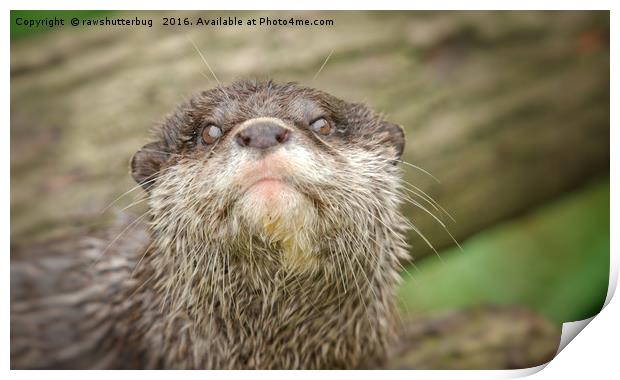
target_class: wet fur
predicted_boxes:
[11,80,409,369]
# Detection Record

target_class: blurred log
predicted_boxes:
[388,306,561,369]
[393,13,610,259]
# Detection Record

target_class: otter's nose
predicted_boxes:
[235,121,290,149]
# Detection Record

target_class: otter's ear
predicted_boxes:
[130,142,168,190]
[378,121,405,160]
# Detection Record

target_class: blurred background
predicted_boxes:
[10,11,609,328]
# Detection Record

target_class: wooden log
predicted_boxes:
[388,306,561,369]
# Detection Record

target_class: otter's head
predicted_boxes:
[131,80,406,276]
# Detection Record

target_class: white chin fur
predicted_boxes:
[237,183,320,272]
[239,183,313,240]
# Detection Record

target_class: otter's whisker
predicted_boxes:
[119,196,149,213]
[312,49,334,81]
[99,181,154,215]
[99,165,173,215]
[392,158,441,184]
[187,35,220,85]
[401,179,456,222]
[200,70,213,83]
[138,149,190,158]
[403,218,443,262]
[130,239,158,278]
[400,185,441,213]
[341,245,372,324]
[89,211,151,269]
[399,192,463,251]
[127,271,157,300]
[399,192,446,228]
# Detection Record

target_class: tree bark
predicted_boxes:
[388,306,561,369]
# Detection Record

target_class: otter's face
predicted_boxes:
[131,80,405,273]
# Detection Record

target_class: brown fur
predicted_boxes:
[11,80,409,369]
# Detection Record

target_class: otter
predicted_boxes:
[11,80,409,369]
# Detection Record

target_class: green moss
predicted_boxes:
[398,177,609,324]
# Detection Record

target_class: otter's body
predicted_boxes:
[11,80,409,369]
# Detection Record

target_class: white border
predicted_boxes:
[3,1,617,379]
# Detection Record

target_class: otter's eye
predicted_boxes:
[201,124,223,144]
[309,117,333,135]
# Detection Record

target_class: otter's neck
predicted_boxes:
[138,237,401,369]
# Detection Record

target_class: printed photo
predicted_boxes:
[10,10,610,370]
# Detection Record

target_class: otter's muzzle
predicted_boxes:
[235,118,291,150]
